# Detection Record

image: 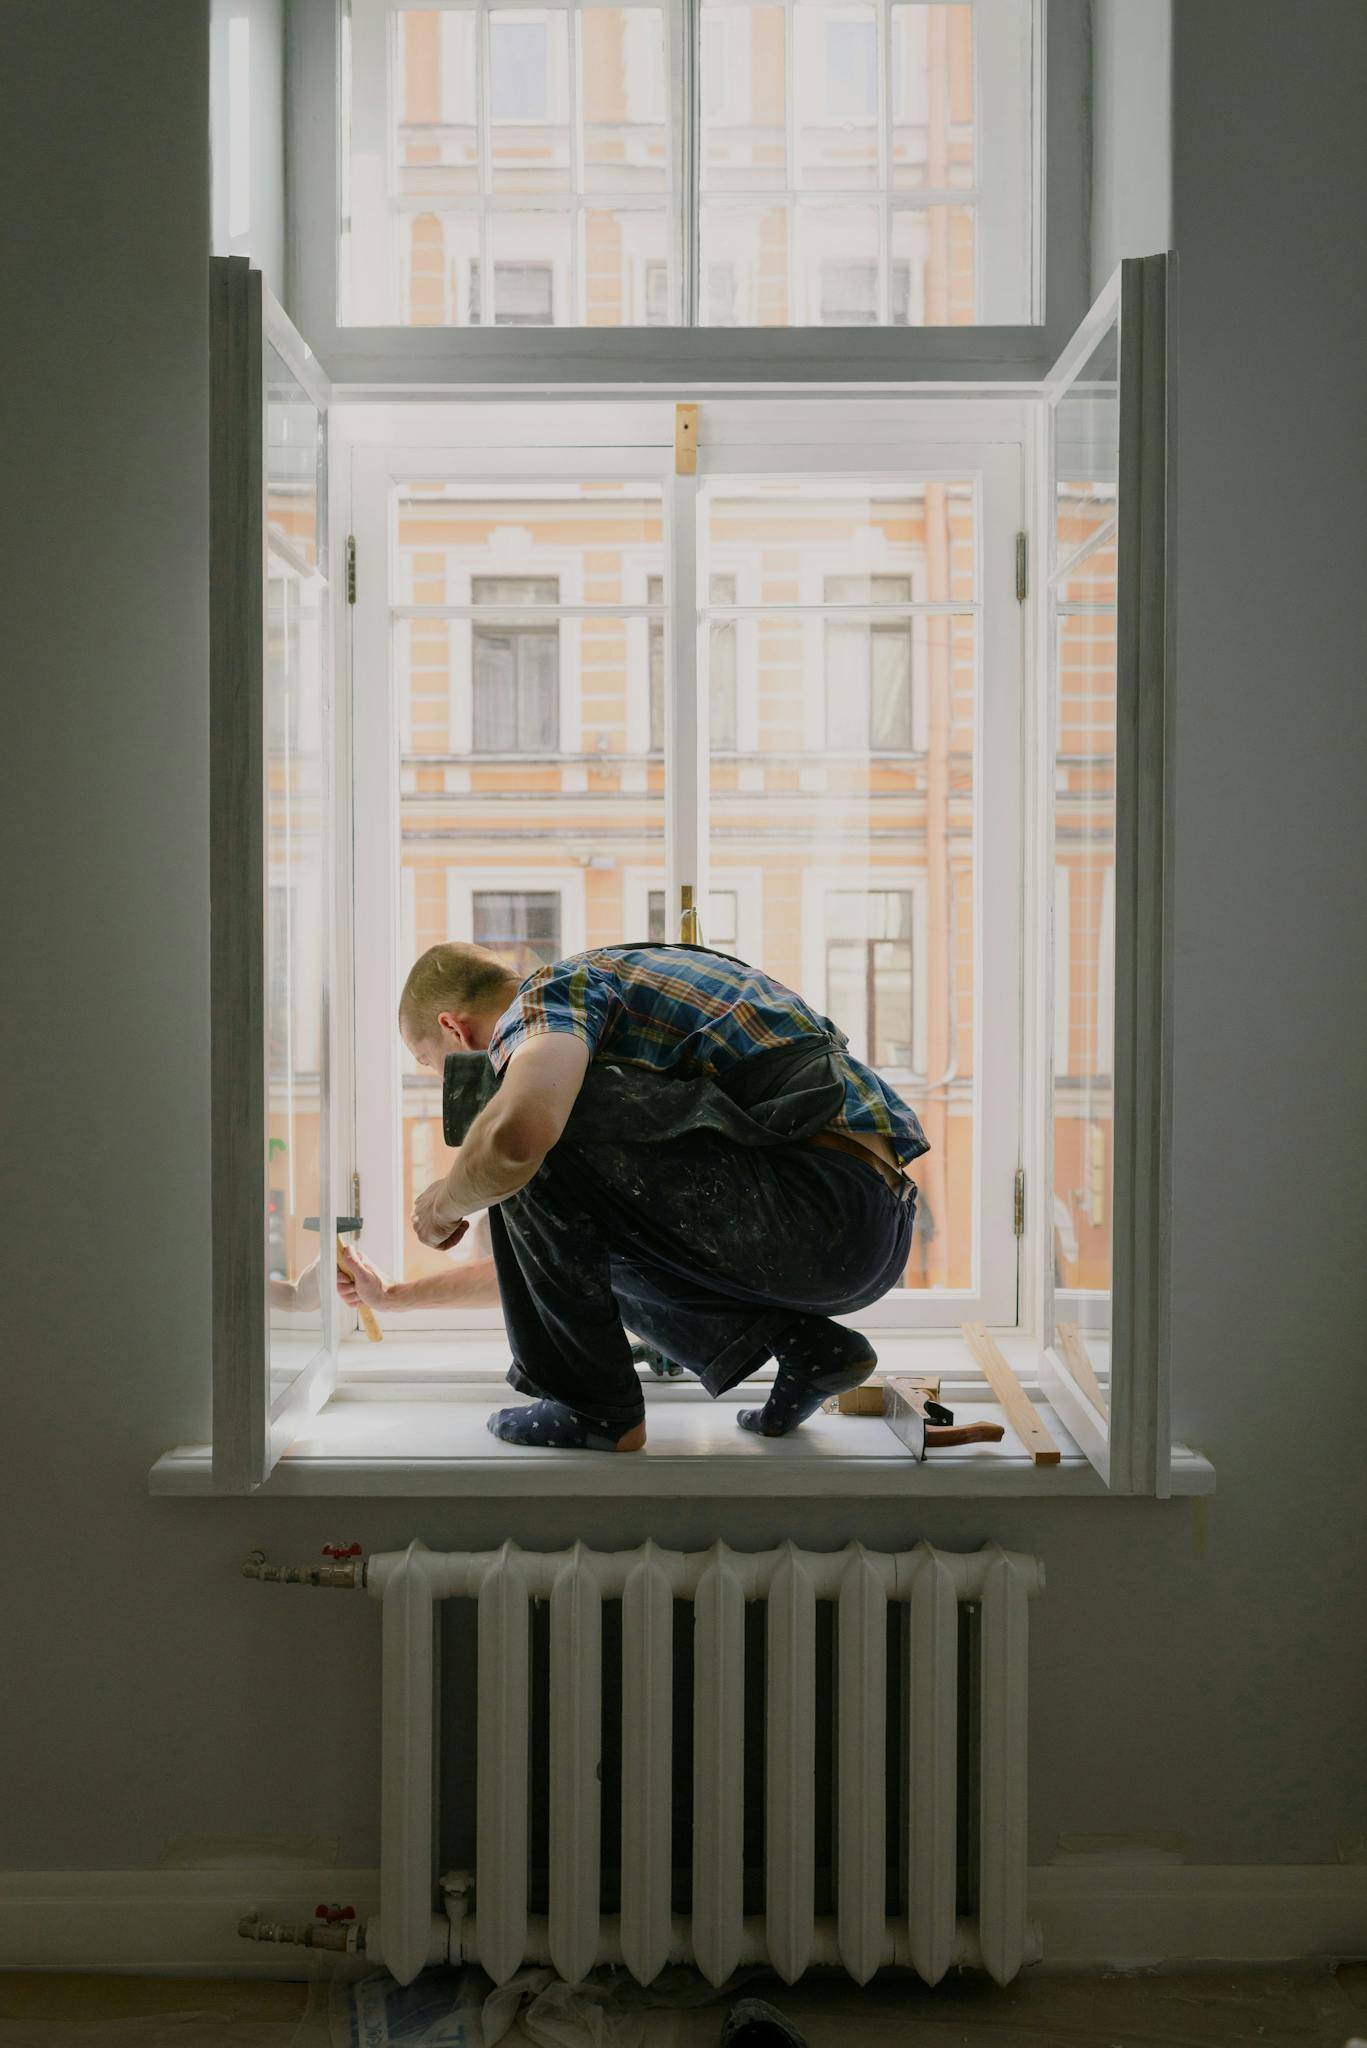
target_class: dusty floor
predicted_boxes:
[0,1966,1365,2048]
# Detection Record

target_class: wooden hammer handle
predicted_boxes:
[925,1421,1005,1448]
[336,1236,383,1344]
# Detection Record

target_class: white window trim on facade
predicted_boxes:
[799,865,930,1084]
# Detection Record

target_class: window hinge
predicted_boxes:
[351,1169,362,1218]
[1015,531,1028,603]
[1013,1166,1025,1237]
[346,534,357,605]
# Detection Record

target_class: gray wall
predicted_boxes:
[210,0,286,300]
[3,0,1365,1889]
[1090,0,1172,292]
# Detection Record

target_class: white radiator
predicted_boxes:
[365,1539,1044,1990]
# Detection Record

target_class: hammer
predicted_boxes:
[306,1216,382,1343]
[883,1376,1004,1459]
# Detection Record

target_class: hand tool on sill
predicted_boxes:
[306,1214,382,1343]
[882,1376,1005,1459]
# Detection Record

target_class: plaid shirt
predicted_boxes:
[487,945,930,1168]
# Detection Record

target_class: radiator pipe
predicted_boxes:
[241,1547,367,1590]
[238,1913,366,1955]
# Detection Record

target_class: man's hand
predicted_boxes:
[411,1179,471,1251]
[336,1245,392,1309]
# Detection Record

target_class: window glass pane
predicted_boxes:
[488,14,571,191]
[795,5,879,190]
[584,206,672,325]
[706,479,975,602]
[472,889,563,976]
[349,0,1031,326]
[392,477,666,1281]
[582,7,668,192]
[699,2,788,189]
[1049,312,1118,1332]
[890,203,975,325]
[704,477,979,1290]
[353,0,676,325]
[265,344,321,565]
[399,210,482,328]
[396,11,478,196]
[265,367,327,1391]
[1054,326,1120,575]
[698,206,790,324]
[486,218,570,324]
[707,888,740,949]
[694,0,1029,326]
[647,572,665,750]
[395,480,663,605]
[889,3,975,188]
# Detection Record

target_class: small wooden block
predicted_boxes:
[675,402,698,475]
[822,1374,939,1416]
[959,1323,1061,1465]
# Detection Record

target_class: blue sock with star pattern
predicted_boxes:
[487,1398,638,1451]
[737,1319,878,1437]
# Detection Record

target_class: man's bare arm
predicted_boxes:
[411,1033,590,1247]
[338,1242,501,1309]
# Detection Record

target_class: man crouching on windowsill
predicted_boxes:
[402,937,928,1452]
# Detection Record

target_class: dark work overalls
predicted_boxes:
[443,998,920,1438]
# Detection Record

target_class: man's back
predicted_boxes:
[488,944,930,1168]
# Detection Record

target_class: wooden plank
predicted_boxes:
[1055,1322,1108,1416]
[959,1326,1062,1466]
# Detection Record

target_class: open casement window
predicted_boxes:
[1036,254,1175,1496]
[349,409,1023,1336]
[210,258,339,1489]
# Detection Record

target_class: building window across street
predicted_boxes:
[824,889,917,1073]
[471,575,559,752]
[825,575,917,751]
[472,890,563,978]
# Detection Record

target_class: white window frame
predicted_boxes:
[298,0,1084,380]
[207,259,340,1492]
[1033,257,1177,1497]
[345,405,1023,1338]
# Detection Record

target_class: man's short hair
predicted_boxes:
[398,942,520,1044]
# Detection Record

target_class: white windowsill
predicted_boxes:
[151,1336,1215,1500]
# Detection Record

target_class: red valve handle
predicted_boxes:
[321,1543,362,1560]
[315,1903,356,1924]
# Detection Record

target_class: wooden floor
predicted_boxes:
[1,1966,1364,2048]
